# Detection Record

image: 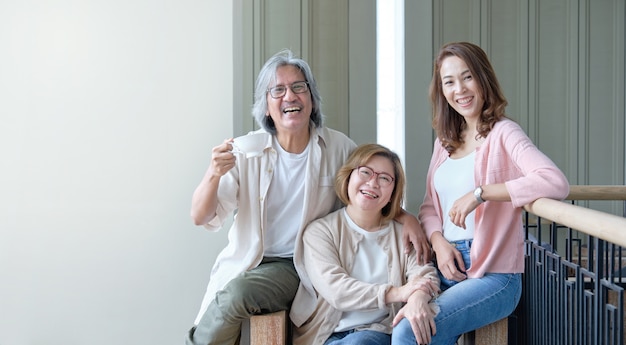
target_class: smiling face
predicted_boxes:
[440,55,484,122]
[266,65,313,136]
[346,155,395,214]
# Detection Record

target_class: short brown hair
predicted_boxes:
[334,143,405,223]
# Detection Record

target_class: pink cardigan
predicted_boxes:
[419,119,570,278]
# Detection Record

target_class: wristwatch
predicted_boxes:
[474,186,485,203]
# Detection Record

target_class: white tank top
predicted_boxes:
[433,151,476,241]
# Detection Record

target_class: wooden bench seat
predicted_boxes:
[249,310,290,345]
[461,317,509,345]
[248,310,509,345]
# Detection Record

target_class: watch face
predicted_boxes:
[474,187,484,202]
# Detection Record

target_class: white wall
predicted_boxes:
[0,1,232,344]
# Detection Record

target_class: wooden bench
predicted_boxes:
[248,310,509,345]
[461,317,509,345]
[249,310,290,345]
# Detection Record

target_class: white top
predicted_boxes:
[433,151,476,241]
[264,137,309,257]
[334,209,389,332]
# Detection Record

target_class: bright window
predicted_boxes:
[376,0,405,162]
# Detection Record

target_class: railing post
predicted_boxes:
[595,237,604,345]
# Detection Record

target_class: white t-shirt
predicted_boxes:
[263,137,309,257]
[335,209,389,332]
[433,151,475,242]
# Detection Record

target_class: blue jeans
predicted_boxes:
[392,273,521,345]
[325,329,391,345]
[436,240,472,291]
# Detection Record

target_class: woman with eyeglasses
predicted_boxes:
[291,143,440,345]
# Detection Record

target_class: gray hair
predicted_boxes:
[251,49,324,134]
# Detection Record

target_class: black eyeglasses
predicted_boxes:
[267,81,309,99]
[355,166,395,187]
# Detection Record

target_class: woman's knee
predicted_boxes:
[391,318,415,344]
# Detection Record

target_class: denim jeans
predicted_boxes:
[185,257,299,345]
[392,272,521,345]
[436,240,472,291]
[325,329,391,345]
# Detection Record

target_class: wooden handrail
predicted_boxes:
[524,186,626,248]
[566,185,626,200]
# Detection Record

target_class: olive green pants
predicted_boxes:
[185,257,299,345]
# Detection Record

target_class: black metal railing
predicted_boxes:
[522,219,624,344]
[515,186,626,345]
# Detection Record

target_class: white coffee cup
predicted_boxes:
[231,133,269,158]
